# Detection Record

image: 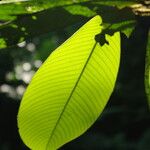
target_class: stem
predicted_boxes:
[145,28,150,107]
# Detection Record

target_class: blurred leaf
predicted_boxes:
[107,20,136,37]
[145,29,150,107]
[63,1,137,37]
[0,38,7,49]
[18,16,120,150]
[0,0,88,18]
[0,0,138,20]
[0,0,137,49]
[89,0,138,9]
[64,4,96,17]
[0,7,89,49]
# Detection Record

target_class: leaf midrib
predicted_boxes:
[45,42,98,150]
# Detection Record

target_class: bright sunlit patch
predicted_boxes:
[17,41,26,48]
[23,62,31,71]
[34,60,42,68]
[26,43,36,52]
[0,84,16,98]
[22,71,35,84]
[0,0,29,4]
[16,85,25,96]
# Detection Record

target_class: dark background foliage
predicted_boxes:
[0,2,150,149]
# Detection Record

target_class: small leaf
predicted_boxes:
[18,16,120,150]
[0,38,7,49]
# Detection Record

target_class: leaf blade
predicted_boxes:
[18,15,120,150]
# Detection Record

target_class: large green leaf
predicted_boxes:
[18,15,120,150]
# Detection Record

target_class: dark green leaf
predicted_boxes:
[0,7,88,49]
[0,0,138,49]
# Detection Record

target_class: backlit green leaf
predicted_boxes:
[18,15,120,150]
